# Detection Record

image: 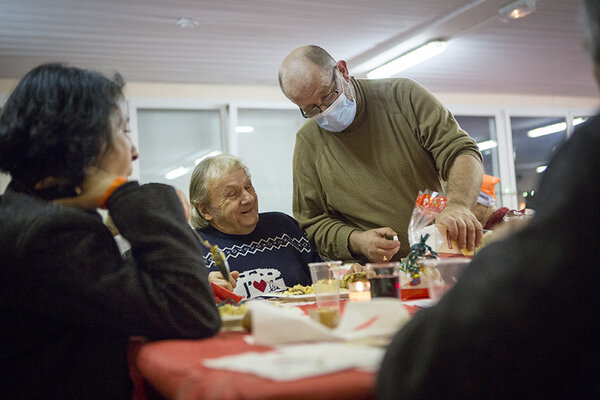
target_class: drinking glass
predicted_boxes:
[308,261,342,327]
[366,262,400,299]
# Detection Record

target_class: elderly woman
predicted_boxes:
[190,154,322,299]
[0,63,220,399]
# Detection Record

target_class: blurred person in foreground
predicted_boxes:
[0,63,220,399]
[377,1,600,398]
[190,154,323,299]
[279,45,484,263]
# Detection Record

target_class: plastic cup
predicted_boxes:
[427,257,471,303]
[366,262,400,299]
[308,261,342,327]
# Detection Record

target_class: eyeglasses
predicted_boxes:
[299,68,339,118]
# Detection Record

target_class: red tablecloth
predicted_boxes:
[129,299,424,400]
[130,331,377,400]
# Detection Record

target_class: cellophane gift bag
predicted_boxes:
[400,190,447,300]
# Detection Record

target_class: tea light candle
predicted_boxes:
[348,281,371,302]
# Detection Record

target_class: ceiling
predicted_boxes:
[0,0,596,97]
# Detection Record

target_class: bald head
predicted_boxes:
[279,45,336,101]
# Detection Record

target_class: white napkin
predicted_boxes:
[333,299,411,342]
[249,301,340,346]
[248,298,410,346]
[203,342,385,381]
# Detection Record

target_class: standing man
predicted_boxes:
[279,45,483,262]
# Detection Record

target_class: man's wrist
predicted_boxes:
[347,230,363,257]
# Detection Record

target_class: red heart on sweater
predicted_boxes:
[253,280,267,292]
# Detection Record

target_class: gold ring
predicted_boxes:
[383,255,388,261]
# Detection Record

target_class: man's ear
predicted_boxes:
[336,60,350,82]
[196,202,213,221]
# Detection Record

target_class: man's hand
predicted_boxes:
[436,203,482,251]
[348,262,366,274]
[208,270,240,292]
[349,228,401,262]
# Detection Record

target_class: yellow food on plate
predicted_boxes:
[218,303,247,317]
[282,284,314,295]
[340,271,368,289]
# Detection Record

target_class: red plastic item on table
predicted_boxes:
[211,282,244,304]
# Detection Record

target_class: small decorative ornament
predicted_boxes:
[400,234,438,286]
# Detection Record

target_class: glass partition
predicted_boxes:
[454,115,502,203]
[236,108,305,215]
[510,116,567,209]
[136,109,222,196]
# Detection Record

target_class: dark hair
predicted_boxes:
[0,63,125,190]
[584,0,600,62]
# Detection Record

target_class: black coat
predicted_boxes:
[377,115,600,399]
[0,181,221,399]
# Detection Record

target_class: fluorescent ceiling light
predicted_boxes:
[194,150,222,165]
[527,117,588,138]
[235,126,254,133]
[527,122,566,138]
[177,17,199,29]
[367,40,447,79]
[536,165,547,173]
[477,140,498,151]
[499,0,536,22]
[165,166,190,180]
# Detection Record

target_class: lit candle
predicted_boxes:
[348,281,371,302]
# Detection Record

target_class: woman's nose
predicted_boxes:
[131,144,139,161]
[241,189,255,203]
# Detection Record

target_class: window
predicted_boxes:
[235,108,305,214]
[136,109,223,196]
[454,115,502,203]
[510,116,567,209]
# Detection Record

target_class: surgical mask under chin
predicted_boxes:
[313,91,357,132]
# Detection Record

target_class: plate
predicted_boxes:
[269,289,349,301]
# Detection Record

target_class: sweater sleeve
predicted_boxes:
[405,80,482,180]
[17,182,221,340]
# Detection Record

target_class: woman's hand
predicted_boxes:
[53,167,124,210]
[208,270,240,292]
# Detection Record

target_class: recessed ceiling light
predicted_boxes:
[177,17,199,29]
[499,0,536,22]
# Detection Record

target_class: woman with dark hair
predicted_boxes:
[0,63,220,399]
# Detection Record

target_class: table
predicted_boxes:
[129,331,377,400]
[129,301,424,400]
